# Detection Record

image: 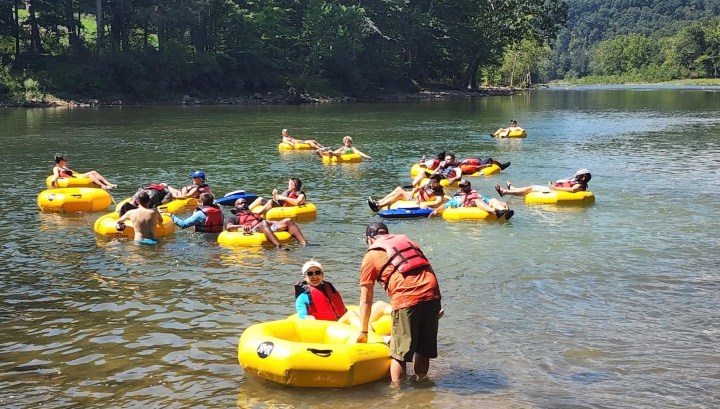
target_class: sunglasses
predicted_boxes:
[305,270,323,276]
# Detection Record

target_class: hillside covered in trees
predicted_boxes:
[2,0,719,104]
[0,0,567,103]
[549,0,720,81]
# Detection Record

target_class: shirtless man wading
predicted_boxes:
[115,191,162,244]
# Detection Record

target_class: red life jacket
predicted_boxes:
[141,184,170,207]
[294,281,347,321]
[461,158,481,166]
[281,190,303,207]
[196,205,224,233]
[237,211,263,229]
[145,184,166,192]
[461,190,482,207]
[368,234,432,289]
[554,180,584,189]
[426,158,440,170]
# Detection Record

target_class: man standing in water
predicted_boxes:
[115,191,161,245]
[356,222,442,385]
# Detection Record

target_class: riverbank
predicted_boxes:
[0,84,518,108]
[550,77,720,86]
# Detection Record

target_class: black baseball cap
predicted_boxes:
[365,222,389,238]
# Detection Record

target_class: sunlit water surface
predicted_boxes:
[1,86,719,408]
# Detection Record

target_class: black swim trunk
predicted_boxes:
[390,298,441,362]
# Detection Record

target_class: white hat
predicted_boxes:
[302,260,323,274]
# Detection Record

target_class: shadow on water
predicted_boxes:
[434,367,510,395]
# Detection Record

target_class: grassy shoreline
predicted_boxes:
[549,77,720,86]
[0,85,518,108]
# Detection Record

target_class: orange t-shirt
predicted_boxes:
[359,248,441,310]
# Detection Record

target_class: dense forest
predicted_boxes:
[2,1,719,104]
[0,0,567,103]
[548,0,720,81]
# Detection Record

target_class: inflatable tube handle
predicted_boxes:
[307,348,333,357]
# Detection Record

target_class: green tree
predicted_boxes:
[298,1,366,93]
[702,19,720,77]
[669,25,708,77]
[590,34,660,75]
[499,39,553,86]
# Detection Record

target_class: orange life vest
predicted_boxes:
[368,234,432,289]
[461,189,482,207]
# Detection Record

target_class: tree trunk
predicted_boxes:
[110,0,121,51]
[459,50,483,89]
[510,53,516,87]
[96,0,104,55]
[24,0,43,54]
[109,0,131,51]
[14,0,20,57]
[158,13,165,53]
[65,0,80,50]
[143,18,148,49]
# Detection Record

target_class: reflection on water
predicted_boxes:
[1,87,720,408]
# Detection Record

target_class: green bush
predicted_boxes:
[23,78,44,100]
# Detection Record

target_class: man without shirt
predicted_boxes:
[116,191,162,244]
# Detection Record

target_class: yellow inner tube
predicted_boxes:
[37,188,112,213]
[279,142,313,151]
[496,129,527,138]
[420,177,459,188]
[479,164,500,176]
[217,230,292,246]
[287,305,392,336]
[114,197,198,215]
[93,212,176,238]
[252,203,317,221]
[238,319,390,387]
[441,206,497,221]
[322,153,362,163]
[45,175,99,188]
[346,305,391,336]
[525,190,595,205]
[409,163,435,177]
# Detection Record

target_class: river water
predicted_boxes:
[1,86,719,408]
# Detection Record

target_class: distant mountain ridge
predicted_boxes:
[551,0,720,78]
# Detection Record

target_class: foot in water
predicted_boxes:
[495,209,508,219]
[504,209,514,220]
[494,183,505,197]
[500,162,511,170]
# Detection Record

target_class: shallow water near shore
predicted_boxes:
[1,87,720,408]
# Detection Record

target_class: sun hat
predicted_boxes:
[302,260,323,274]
